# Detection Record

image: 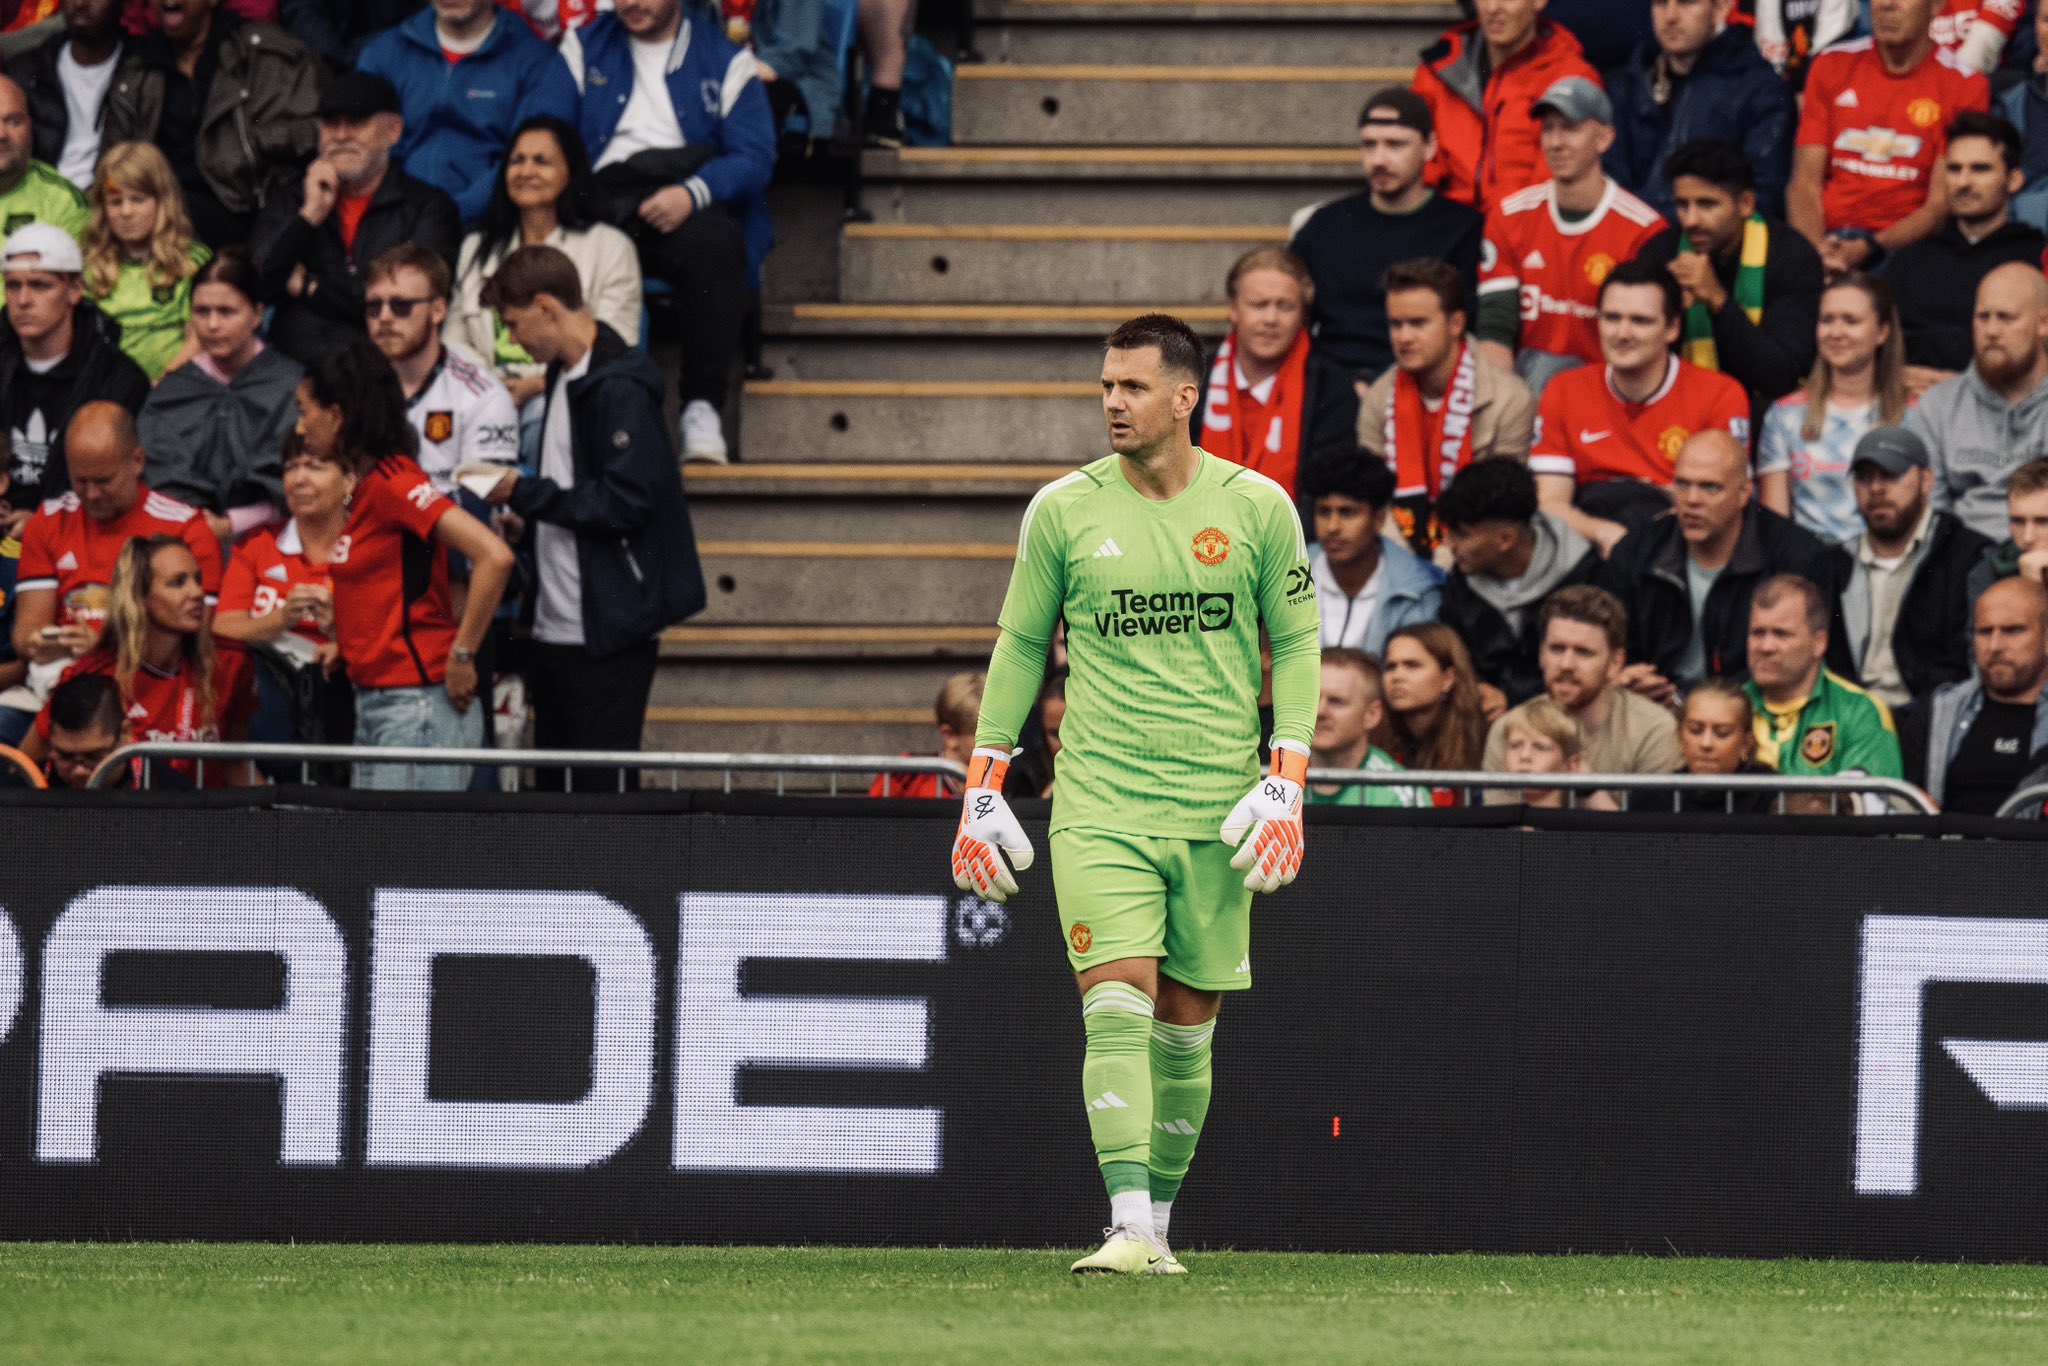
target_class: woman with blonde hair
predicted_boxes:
[22,534,258,786]
[81,142,211,381]
[1756,271,1909,544]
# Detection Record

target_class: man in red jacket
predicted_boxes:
[1413,0,1602,213]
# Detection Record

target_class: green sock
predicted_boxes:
[1147,1017,1214,1204]
[1080,982,1156,1200]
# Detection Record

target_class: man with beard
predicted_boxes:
[1913,261,2048,542]
[1289,87,1482,380]
[1900,575,2048,813]
[1830,425,1990,710]
[1480,583,1679,799]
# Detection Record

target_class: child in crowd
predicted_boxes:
[1500,695,1617,810]
[870,671,981,799]
[82,142,210,382]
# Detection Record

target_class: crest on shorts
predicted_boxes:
[1192,527,1231,566]
[1069,923,1093,954]
[424,411,454,444]
[1801,723,1836,767]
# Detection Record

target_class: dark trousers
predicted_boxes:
[634,207,748,408]
[523,637,660,792]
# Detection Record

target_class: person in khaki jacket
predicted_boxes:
[1355,257,1536,558]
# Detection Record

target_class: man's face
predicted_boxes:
[1539,616,1619,712]
[1442,519,1515,577]
[1475,0,1543,51]
[63,0,121,42]
[1314,492,1384,569]
[1868,0,1938,48]
[1945,135,2018,225]
[2010,487,2048,553]
[432,0,495,26]
[1228,268,1305,369]
[1975,587,2048,696]
[1314,661,1383,753]
[1385,287,1460,375]
[0,82,30,179]
[497,299,565,366]
[318,113,402,187]
[614,0,681,38]
[1670,437,1751,546]
[47,721,120,789]
[1747,594,1824,692]
[3,271,80,347]
[154,0,215,46]
[1101,345,1193,456]
[365,266,446,363]
[1359,121,1432,200]
[1973,271,2048,387]
[1853,463,1930,539]
[66,436,143,523]
[1597,282,1678,375]
[1538,111,1611,183]
[1671,175,1750,258]
[1652,0,1728,59]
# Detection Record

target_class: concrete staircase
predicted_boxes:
[656,0,1456,761]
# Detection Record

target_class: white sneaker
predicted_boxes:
[681,400,729,463]
[1070,1222,1176,1275]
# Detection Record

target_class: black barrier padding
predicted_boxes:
[4,806,2048,1257]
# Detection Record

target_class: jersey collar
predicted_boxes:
[1604,354,1679,408]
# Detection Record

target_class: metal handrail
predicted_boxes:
[1304,767,1940,816]
[1994,783,2048,820]
[88,744,966,795]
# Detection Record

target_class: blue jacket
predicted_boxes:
[360,10,581,226]
[508,324,706,656]
[1999,80,2048,235]
[1604,26,1797,219]
[564,12,777,282]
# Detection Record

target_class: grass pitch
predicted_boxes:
[3,1243,2046,1364]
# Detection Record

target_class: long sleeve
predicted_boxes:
[1255,482,1320,751]
[974,485,1066,750]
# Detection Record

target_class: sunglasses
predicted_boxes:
[364,297,430,319]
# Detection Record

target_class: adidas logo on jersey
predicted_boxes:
[1092,538,1125,559]
[1087,1091,1130,1111]
[126,703,147,720]
[56,551,77,571]
[263,564,289,582]
[1522,249,1547,270]
[1835,87,1859,107]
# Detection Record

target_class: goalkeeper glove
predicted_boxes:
[1221,741,1308,894]
[951,747,1035,902]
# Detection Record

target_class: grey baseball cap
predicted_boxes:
[1850,425,1929,477]
[1532,77,1613,127]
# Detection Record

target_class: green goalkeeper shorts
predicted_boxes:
[1049,828,1254,991]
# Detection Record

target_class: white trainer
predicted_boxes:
[1070,1222,1176,1275]
[681,400,728,463]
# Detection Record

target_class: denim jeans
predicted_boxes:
[352,683,483,791]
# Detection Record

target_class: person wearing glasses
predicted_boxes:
[250,71,460,367]
[35,671,189,790]
[138,246,300,544]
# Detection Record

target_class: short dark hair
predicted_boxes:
[191,244,263,308]
[1752,573,1829,635]
[1664,138,1755,196]
[1299,449,1396,511]
[1946,111,2024,175]
[301,339,420,472]
[1599,257,1685,326]
[1381,258,1466,321]
[483,244,586,313]
[1103,313,1204,384]
[1434,458,1537,532]
[367,242,453,302]
[47,672,122,738]
[1539,584,1629,653]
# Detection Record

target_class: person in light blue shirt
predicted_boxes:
[1757,271,1911,545]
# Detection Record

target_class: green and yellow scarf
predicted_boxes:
[1681,214,1768,371]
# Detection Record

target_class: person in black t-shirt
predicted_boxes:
[1289,86,1483,381]
[1900,576,2048,814]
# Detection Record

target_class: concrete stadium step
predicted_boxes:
[978,21,1431,65]
[766,302,1228,340]
[686,458,1078,494]
[662,623,1000,659]
[691,491,1032,543]
[976,0,1457,18]
[951,64,1405,146]
[694,536,1016,625]
[639,709,937,766]
[838,223,1288,305]
[740,378,1107,461]
[859,175,1341,227]
[865,145,1359,181]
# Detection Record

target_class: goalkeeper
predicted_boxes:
[952,314,1321,1275]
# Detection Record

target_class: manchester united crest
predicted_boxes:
[1583,252,1617,287]
[424,411,454,444]
[1658,425,1689,459]
[1192,527,1231,565]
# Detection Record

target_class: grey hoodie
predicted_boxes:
[1911,365,2048,543]
[1463,512,1593,636]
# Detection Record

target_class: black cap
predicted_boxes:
[1358,85,1433,138]
[317,72,402,121]
[1850,425,1929,477]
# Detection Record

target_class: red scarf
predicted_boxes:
[1385,339,1478,502]
[1199,327,1310,493]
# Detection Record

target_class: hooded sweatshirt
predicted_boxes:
[1440,511,1601,705]
[1911,365,2048,543]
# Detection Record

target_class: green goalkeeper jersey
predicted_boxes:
[976,451,1321,840]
